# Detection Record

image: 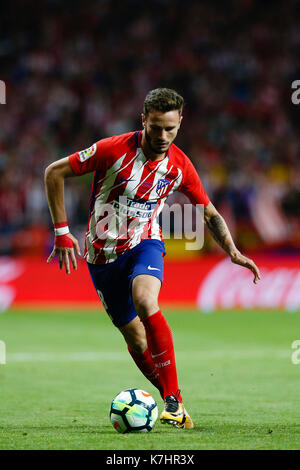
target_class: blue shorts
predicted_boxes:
[87,239,166,328]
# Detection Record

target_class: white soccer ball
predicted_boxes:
[110,388,158,433]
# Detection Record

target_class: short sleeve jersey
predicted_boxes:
[69,131,210,264]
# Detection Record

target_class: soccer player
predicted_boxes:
[45,88,260,429]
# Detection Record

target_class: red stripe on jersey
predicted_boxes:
[133,162,159,201]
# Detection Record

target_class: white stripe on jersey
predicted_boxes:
[149,196,167,240]
[86,152,128,263]
[102,149,147,262]
[121,149,147,198]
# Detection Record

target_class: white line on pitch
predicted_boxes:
[5,349,290,363]
[6,352,128,362]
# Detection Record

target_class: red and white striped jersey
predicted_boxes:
[68,131,210,264]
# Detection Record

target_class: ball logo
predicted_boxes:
[79,144,97,162]
[110,388,158,433]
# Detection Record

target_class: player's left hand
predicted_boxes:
[230,250,261,284]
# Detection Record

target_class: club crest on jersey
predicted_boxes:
[79,144,97,162]
[156,178,171,196]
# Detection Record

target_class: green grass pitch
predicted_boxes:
[0,309,300,450]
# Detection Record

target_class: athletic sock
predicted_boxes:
[141,310,182,402]
[127,345,164,398]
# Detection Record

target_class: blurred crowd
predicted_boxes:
[1,0,300,256]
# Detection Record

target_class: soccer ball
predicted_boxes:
[110,388,158,433]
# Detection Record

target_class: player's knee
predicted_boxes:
[124,326,147,353]
[129,336,148,354]
[119,317,148,353]
[134,293,159,318]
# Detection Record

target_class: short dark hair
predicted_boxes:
[143,88,184,116]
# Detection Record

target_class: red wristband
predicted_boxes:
[53,222,73,247]
[54,222,69,235]
[54,234,73,248]
[54,222,68,228]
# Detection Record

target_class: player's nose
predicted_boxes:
[158,130,168,141]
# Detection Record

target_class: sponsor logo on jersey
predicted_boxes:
[79,144,97,162]
[112,197,157,219]
[156,178,171,196]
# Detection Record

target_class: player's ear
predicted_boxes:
[178,115,183,128]
[141,113,146,128]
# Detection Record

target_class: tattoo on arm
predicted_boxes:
[205,214,235,253]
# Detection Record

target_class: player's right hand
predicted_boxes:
[230,250,261,284]
[47,233,82,274]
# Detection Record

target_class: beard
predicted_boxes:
[145,128,169,154]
